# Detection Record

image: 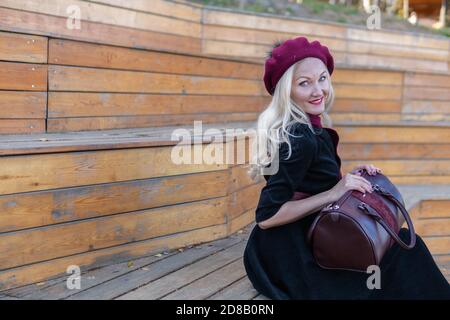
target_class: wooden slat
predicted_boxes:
[0,62,46,91]
[0,31,47,63]
[63,232,244,300]
[404,72,450,88]
[419,200,450,219]
[334,84,401,100]
[203,24,347,51]
[49,65,263,94]
[0,170,228,233]
[161,259,246,300]
[0,145,228,195]
[0,91,46,118]
[85,0,202,22]
[338,143,450,160]
[342,160,450,176]
[228,184,262,220]
[228,209,255,235]
[48,39,262,80]
[347,40,448,62]
[0,119,45,134]
[415,219,450,237]
[0,8,201,55]
[404,87,450,100]
[333,99,401,113]
[403,101,450,114]
[337,126,450,144]
[347,28,449,50]
[203,10,347,39]
[207,276,258,300]
[48,92,266,117]
[0,0,201,38]
[0,121,256,155]
[332,69,403,85]
[390,176,450,185]
[345,53,448,73]
[0,224,227,291]
[47,113,258,132]
[421,237,450,255]
[116,241,246,299]
[0,198,226,270]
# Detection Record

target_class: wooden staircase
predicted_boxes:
[0,0,448,296]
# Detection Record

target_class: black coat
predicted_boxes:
[243,123,450,299]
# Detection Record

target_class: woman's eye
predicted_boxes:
[299,81,308,86]
[319,75,326,81]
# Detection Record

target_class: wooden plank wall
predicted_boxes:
[0,0,449,134]
[0,136,263,290]
[0,0,449,292]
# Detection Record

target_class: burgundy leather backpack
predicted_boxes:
[294,169,417,272]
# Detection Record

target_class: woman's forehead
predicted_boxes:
[294,58,327,77]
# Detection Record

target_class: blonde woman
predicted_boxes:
[243,36,450,300]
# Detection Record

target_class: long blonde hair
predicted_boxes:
[248,60,335,181]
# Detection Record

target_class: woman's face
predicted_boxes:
[290,57,330,116]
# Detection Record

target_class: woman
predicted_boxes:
[244,36,450,300]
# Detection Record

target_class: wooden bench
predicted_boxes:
[0,0,448,295]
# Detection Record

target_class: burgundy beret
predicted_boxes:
[263,36,334,96]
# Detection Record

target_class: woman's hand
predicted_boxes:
[350,164,382,176]
[327,172,374,203]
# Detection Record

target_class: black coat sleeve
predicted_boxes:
[255,127,317,223]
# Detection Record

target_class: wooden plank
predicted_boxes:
[0,8,201,55]
[86,0,202,22]
[228,184,261,220]
[203,10,347,39]
[415,219,450,237]
[0,31,47,63]
[404,87,450,101]
[64,235,245,300]
[337,126,450,144]
[48,92,266,117]
[390,176,450,185]
[421,237,450,255]
[0,119,44,134]
[49,39,261,80]
[116,241,246,299]
[1,249,179,299]
[203,24,347,51]
[0,0,201,38]
[334,84,401,100]
[404,72,450,88]
[419,200,450,219]
[345,53,448,73]
[49,65,263,95]
[342,160,450,176]
[229,165,260,192]
[0,197,227,270]
[338,143,450,160]
[0,62,46,91]
[0,224,227,291]
[333,99,401,113]
[347,40,448,62]
[47,113,259,132]
[0,91,46,118]
[347,28,449,50]
[0,121,256,155]
[0,145,228,195]
[0,170,228,233]
[228,210,255,236]
[207,276,258,300]
[333,113,450,124]
[403,101,450,114]
[332,69,403,85]
[161,259,247,300]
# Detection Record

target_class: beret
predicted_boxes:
[263,36,334,96]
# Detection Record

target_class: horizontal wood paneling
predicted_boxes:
[0,31,47,63]
[0,62,46,91]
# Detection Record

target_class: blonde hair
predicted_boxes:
[248,60,335,182]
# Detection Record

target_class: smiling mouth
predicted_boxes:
[308,97,323,104]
